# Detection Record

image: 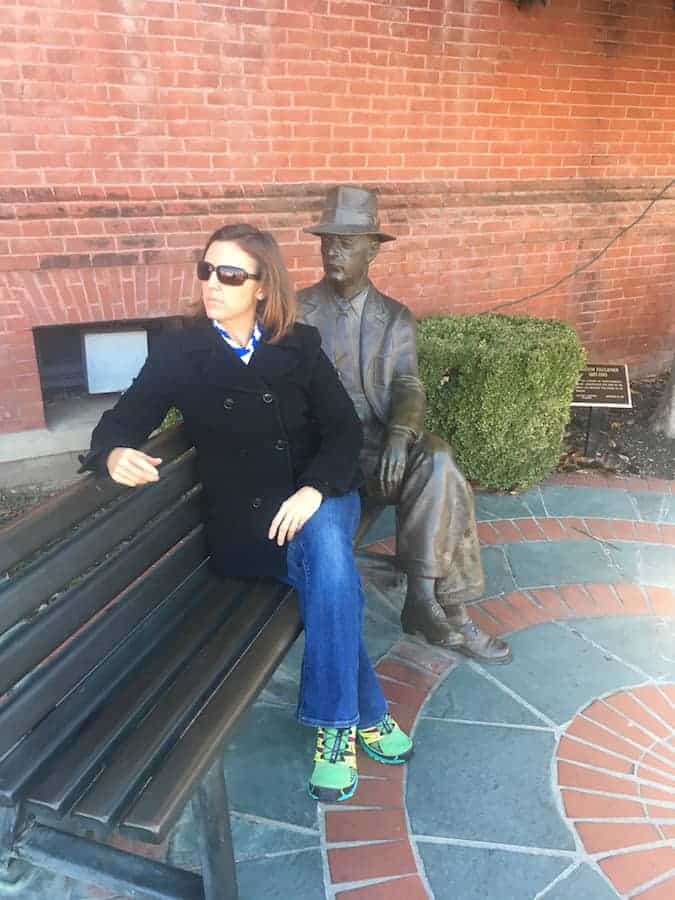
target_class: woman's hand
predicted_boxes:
[106,447,162,487]
[268,486,322,546]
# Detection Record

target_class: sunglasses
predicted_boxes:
[197,260,261,286]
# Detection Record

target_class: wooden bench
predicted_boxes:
[0,425,304,900]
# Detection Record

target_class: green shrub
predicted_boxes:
[417,313,586,491]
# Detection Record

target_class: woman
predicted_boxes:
[81,223,413,803]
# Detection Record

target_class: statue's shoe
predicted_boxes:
[450,619,513,665]
[400,598,465,648]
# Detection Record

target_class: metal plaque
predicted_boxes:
[571,363,632,409]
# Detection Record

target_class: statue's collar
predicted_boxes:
[331,285,369,315]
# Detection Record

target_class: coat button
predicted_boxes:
[274,439,288,451]
[223,398,235,410]
[251,497,262,509]
[262,392,274,404]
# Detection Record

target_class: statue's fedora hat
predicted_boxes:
[304,186,395,242]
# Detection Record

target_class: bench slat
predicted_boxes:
[69,580,289,831]
[0,426,192,575]
[0,453,199,636]
[0,526,207,766]
[0,553,212,803]
[0,488,204,696]
[24,578,245,817]
[119,590,300,844]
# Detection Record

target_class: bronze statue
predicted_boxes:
[298,186,511,664]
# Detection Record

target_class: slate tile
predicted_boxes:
[221,705,319,829]
[408,719,574,849]
[169,808,319,871]
[506,540,619,590]
[629,491,668,523]
[236,849,325,900]
[422,661,545,726]
[481,545,518,596]
[569,617,675,680]
[484,623,640,723]
[542,863,619,900]
[538,485,636,520]
[474,490,546,521]
[416,843,571,900]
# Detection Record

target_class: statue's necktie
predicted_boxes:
[334,299,353,382]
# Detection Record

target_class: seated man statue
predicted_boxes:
[297,186,511,664]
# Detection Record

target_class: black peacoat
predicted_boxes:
[80,320,363,579]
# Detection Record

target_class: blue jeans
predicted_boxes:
[283,491,388,729]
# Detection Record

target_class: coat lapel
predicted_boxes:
[297,278,332,331]
[360,284,389,393]
[183,319,303,389]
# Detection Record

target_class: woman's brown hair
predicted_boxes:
[197,223,296,343]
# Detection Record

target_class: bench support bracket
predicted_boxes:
[14,822,205,900]
[194,759,238,900]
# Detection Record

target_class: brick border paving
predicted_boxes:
[321,586,675,899]
[558,684,675,898]
[477,517,675,546]
[368,517,675,553]
[543,473,674,494]
[347,473,675,898]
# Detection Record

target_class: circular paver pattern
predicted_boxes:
[557,685,675,897]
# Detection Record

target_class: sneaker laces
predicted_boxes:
[315,727,355,765]
[359,713,395,742]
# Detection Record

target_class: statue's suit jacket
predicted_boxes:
[298,281,485,597]
[297,279,427,443]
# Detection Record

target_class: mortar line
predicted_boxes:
[561,730,675,779]
[419,715,554,732]
[557,784,675,809]
[532,862,580,900]
[553,620,657,682]
[590,837,675,860]
[231,810,320,835]
[627,866,675,898]
[413,834,578,858]
[594,688,675,744]
[557,758,675,794]
[466,660,560,730]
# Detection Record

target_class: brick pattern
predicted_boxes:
[3,1,675,432]
[468,584,675,632]
[557,685,675,899]
[476,516,675,546]
[323,638,454,895]
[319,583,675,896]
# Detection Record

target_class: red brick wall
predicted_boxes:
[1,0,674,433]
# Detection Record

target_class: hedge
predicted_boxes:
[417,313,586,491]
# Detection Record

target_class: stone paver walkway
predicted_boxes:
[5,472,674,900]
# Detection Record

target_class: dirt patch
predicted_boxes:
[0,485,60,528]
[562,371,674,481]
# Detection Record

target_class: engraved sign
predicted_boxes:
[571,364,632,409]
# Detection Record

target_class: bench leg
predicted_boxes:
[194,760,238,900]
[0,805,27,884]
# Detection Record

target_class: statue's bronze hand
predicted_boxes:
[378,432,410,498]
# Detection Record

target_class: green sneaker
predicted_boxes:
[308,726,358,802]
[357,714,413,764]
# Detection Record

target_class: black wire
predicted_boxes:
[483,176,675,315]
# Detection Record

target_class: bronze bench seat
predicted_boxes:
[0,425,301,900]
